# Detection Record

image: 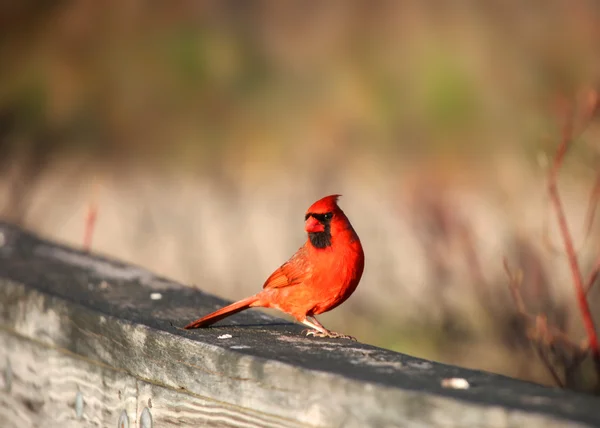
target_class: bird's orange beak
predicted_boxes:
[305,216,325,233]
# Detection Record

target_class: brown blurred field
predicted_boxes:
[2,1,600,391]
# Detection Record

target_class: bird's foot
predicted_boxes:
[304,329,356,341]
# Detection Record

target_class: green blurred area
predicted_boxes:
[2,1,599,166]
[2,1,600,392]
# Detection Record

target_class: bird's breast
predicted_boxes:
[307,240,364,314]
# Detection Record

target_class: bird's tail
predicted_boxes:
[184,295,260,329]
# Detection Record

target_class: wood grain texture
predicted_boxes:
[0,331,303,428]
[0,221,598,427]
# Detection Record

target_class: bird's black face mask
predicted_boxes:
[305,212,333,249]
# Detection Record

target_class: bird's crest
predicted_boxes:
[306,194,341,214]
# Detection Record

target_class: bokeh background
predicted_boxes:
[2,1,600,390]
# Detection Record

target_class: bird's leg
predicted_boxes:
[301,318,328,335]
[301,316,356,340]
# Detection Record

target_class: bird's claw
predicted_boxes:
[304,329,356,341]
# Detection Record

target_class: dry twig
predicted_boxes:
[83,179,100,252]
[547,102,600,375]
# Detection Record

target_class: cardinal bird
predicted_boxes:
[184,194,364,339]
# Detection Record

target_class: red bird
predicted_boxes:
[184,194,365,339]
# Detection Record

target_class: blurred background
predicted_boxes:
[2,1,600,390]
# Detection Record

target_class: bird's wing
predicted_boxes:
[262,248,310,290]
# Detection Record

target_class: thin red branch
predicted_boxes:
[83,201,97,252]
[583,171,600,242]
[547,108,600,371]
[542,169,600,258]
[83,179,100,252]
[580,87,599,127]
[543,90,599,257]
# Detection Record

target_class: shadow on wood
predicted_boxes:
[0,222,597,427]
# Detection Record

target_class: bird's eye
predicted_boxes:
[324,212,333,220]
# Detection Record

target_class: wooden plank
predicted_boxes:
[0,329,138,428]
[0,221,598,427]
[0,330,302,427]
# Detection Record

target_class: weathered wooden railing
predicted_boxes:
[0,222,598,427]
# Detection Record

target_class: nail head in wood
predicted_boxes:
[118,410,129,428]
[140,407,152,428]
[74,391,84,419]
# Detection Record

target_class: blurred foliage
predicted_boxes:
[2,1,600,167]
